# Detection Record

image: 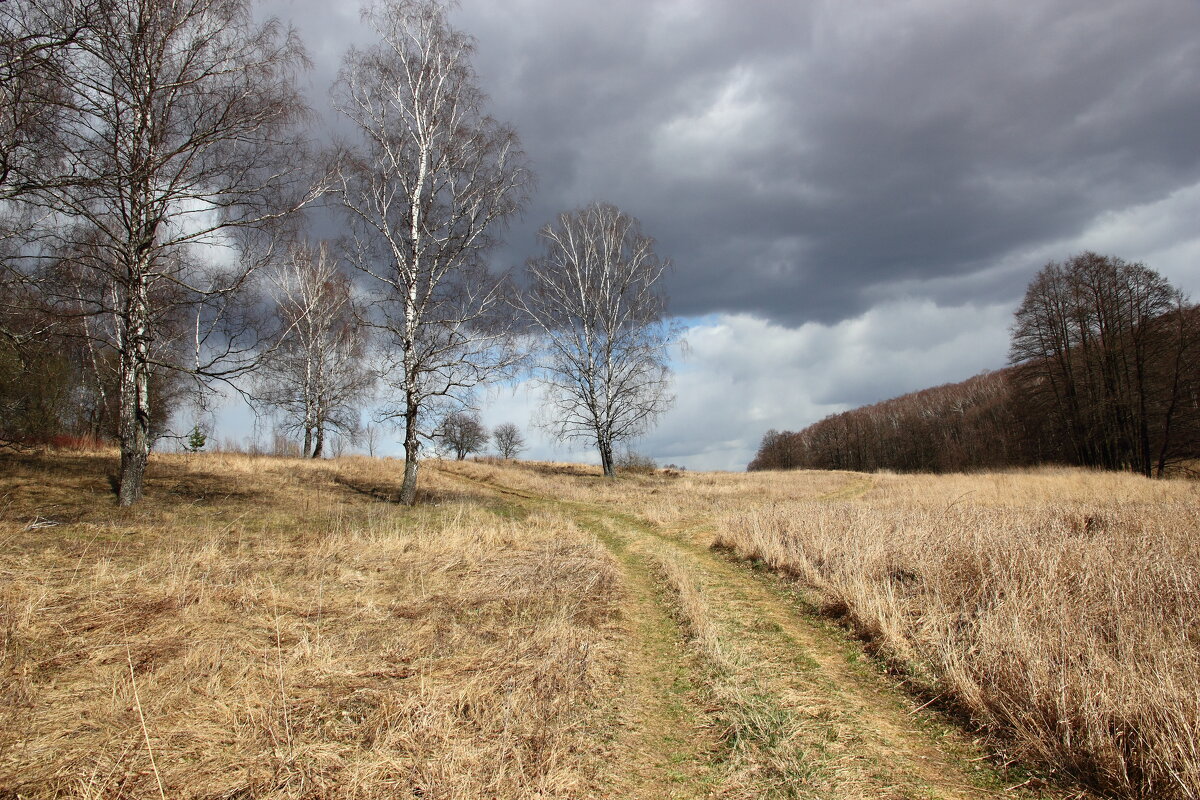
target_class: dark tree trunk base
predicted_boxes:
[118,448,147,506]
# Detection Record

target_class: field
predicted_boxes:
[0,451,1196,799]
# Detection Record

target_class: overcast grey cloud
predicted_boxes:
[449,0,1200,322]
[245,0,1200,469]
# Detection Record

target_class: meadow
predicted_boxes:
[446,459,1200,799]
[0,453,622,798]
[1,450,1196,799]
[708,468,1200,800]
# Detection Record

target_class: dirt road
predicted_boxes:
[442,466,1075,800]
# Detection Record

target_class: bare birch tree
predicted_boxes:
[519,203,677,478]
[333,0,531,504]
[256,241,374,458]
[23,0,315,504]
[361,420,383,457]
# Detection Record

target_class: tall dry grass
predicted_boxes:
[714,468,1200,800]
[0,452,622,799]
[432,458,1200,797]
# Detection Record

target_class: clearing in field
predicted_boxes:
[1,451,1196,799]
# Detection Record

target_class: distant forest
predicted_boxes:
[750,253,1200,477]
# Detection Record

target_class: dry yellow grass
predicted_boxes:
[0,451,622,799]
[445,460,1100,797]
[5,452,1195,799]
[710,468,1200,800]
[448,459,1200,798]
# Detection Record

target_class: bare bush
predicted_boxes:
[615,448,657,474]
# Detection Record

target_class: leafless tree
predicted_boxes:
[1010,252,1194,476]
[22,0,315,504]
[0,0,91,204]
[1,0,94,356]
[518,203,677,478]
[256,241,374,458]
[435,410,487,460]
[361,420,383,457]
[333,0,531,503]
[491,422,525,459]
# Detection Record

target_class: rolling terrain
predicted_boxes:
[2,451,1195,798]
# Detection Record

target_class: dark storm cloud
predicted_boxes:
[261,0,1200,324]
[226,0,1200,468]
[446,0,1200,325]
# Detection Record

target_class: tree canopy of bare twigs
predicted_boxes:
[1010,252,1197,476]
[435,410,487,460]
[1,0,92,355]
[361,420,384,457]
[333,0,532,504]
[15,0,316,504]
[491,422,525,460]
[255,241,375,458]
[518,202,677,478]
[0,0,90,204]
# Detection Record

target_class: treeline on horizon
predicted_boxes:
[750,253,1200,477]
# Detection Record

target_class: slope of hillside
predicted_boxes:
[4,451,1194,798]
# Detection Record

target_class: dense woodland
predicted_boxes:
[751,254,1200,476]
[0,286,183,449]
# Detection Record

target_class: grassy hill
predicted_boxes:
[1,451,1196,799]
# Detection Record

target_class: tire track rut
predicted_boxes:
[439,465,1073,799]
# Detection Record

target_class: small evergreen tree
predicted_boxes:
[185,425,207,453]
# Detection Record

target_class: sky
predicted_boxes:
[227,0,1200,470]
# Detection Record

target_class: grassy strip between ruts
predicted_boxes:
[442,461,1081,800]
[445,458,1199,799]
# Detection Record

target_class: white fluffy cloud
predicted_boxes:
[469,298,1012,472]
